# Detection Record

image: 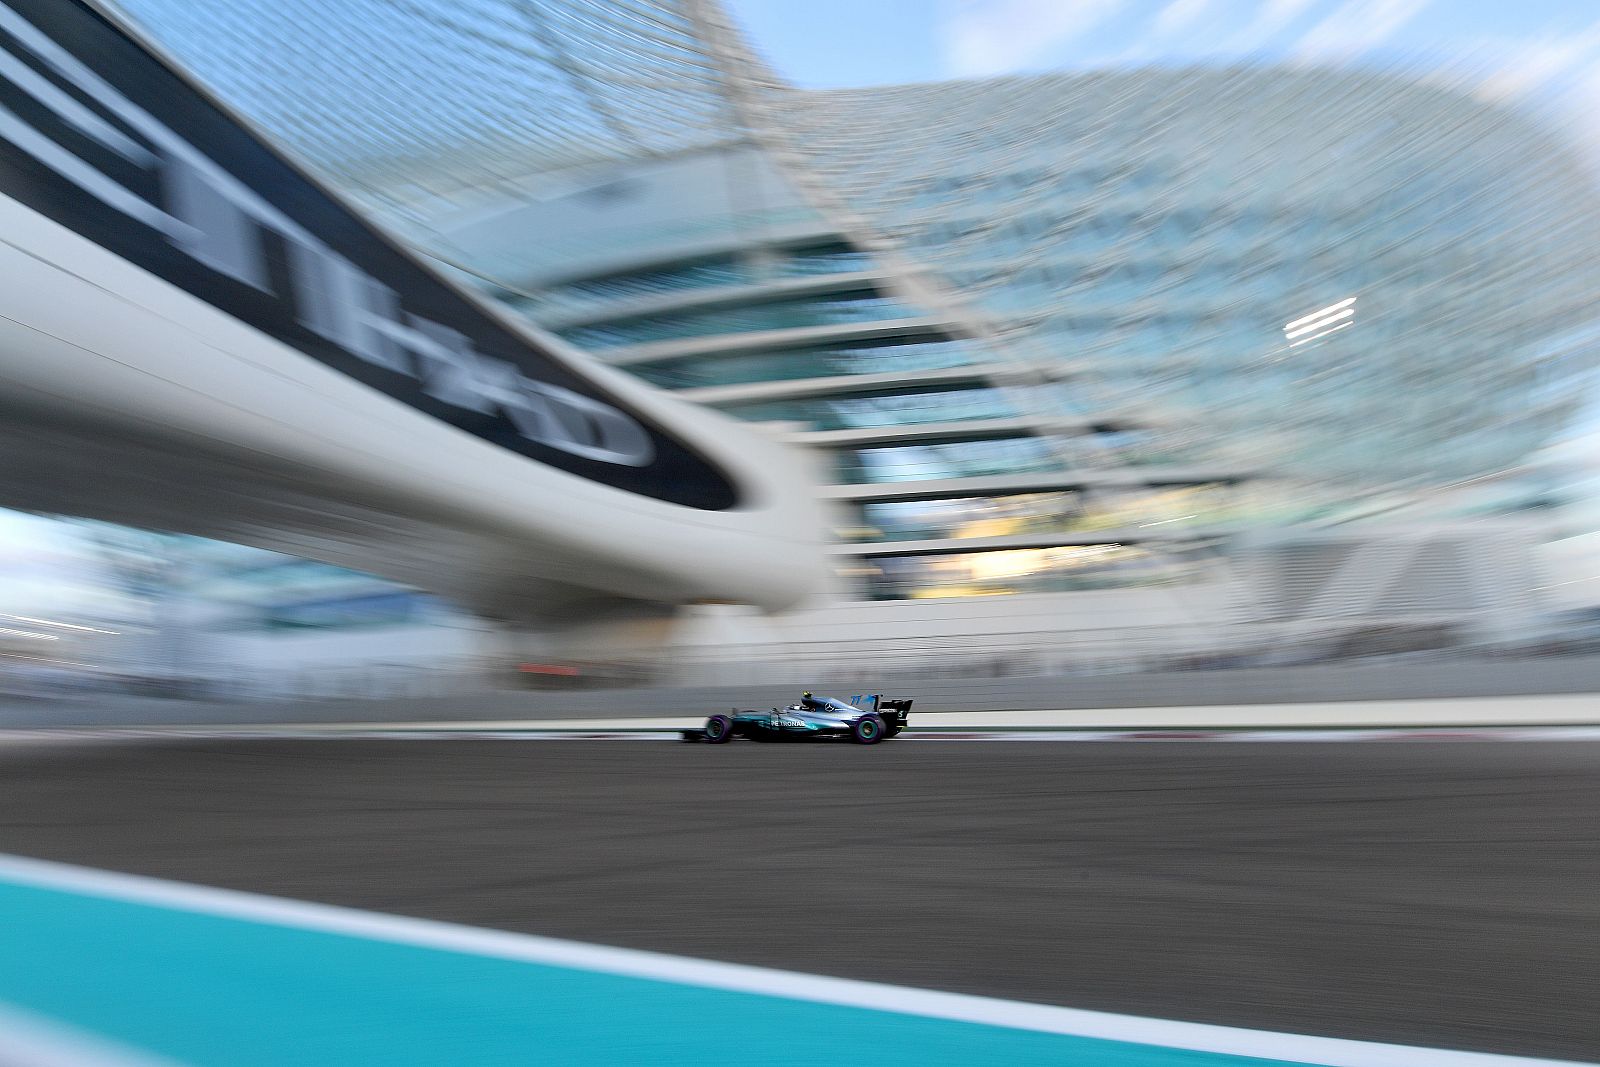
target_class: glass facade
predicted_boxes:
[718,387,1020,432]
[556,289,924,350]
[112,0,1600,604]
[845,485,1234,543]
[627,336,978,389]
[511,260,752,314]
[521,246,877,319]
[836,438,1061,485]
[776,69,1600,486]
[186,555,446,632]
[858,544,1206,600]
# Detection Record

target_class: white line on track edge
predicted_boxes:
[0,1003,186,1067]
[0,853,1587,1067]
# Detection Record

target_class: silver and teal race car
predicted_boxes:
[687,693,913,745]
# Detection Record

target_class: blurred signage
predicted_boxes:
[0,0,738,509]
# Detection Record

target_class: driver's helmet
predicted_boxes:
[802,691,813,699]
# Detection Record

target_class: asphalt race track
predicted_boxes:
[0,739,1596,1061]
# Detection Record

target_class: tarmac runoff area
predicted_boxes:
[0,736,1598,1063]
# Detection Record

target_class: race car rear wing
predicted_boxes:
[853,695,913,717]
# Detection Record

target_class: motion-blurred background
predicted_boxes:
[6,0,1600,712]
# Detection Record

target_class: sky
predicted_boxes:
[726,0,1600,114]
[0,512,112,618]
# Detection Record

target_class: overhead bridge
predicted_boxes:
[0,0,824,620]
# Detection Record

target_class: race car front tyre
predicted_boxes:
[704,714,734,744]
[851,714,886,745]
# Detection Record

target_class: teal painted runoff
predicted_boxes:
[0,877,1300,1066]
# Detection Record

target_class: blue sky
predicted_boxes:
[727,0,1600,100]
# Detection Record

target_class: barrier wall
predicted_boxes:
[4,655,1599,728]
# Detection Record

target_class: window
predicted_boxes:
[836,437,1058,484]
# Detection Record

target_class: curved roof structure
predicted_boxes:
[109,0,781,224]
[0,0,826,619]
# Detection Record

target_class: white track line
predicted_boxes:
[0,1004,185,1067]
[0,854,1586,1067]
[8,691,1596,740]
[7,726,1600,745]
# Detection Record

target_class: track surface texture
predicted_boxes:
[0,740,1595,1061]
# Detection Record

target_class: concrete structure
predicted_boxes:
[0,0,825,644]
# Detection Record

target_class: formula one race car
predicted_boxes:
[685,693,914,745]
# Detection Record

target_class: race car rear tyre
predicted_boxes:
[851,714,886,745]
[704,714,734,744]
